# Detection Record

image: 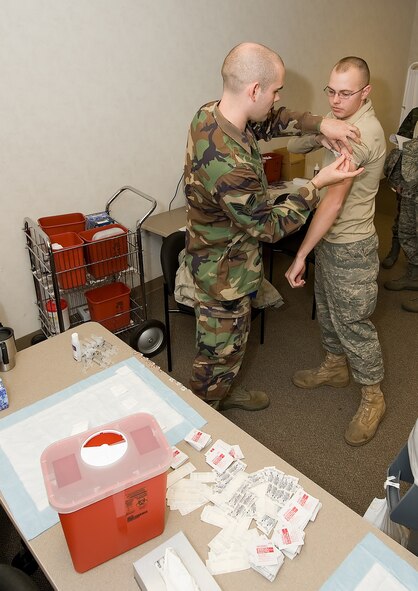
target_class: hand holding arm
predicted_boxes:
[285,159,357,288]
[319,118,361,154]
[311,154,363,189]
[317,134,353,159]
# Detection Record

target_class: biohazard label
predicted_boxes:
[125,486,148,523]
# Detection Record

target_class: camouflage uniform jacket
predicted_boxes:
[184,101,321,301]
[384,107,418,197]
[398,107,418,138]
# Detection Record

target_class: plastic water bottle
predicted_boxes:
[313,163,320,177]
[71,332,82,362]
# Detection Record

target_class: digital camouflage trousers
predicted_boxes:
[398,190,418,266]
[314,234,384,385]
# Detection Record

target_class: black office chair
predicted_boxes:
[267,194,316,319]
[160,231,265,372]
[160,231,195,372]
[386,438,418,556]
[0,564,39,590]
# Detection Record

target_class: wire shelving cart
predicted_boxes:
[24,186,166,357]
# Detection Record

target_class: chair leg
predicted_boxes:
[311,293,316,320]
[407,529,418,557]
[163,283,173,372]
[269,246,275,284]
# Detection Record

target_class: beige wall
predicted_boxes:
[408,0,418,63]
[1,0,417,338]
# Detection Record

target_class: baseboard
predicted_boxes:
[17,275,164,352]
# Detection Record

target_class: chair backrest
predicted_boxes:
[388,442,418,531]
[160,231,186,296]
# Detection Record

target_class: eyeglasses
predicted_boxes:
[323,85,367,99]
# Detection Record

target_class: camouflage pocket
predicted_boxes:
[196,301,251,358]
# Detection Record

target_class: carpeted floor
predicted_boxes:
[1,180,416,589]
[149,180,416,517]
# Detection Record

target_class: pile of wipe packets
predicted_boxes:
[166,429,321,583]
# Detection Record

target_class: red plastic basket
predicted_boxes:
[85,282,130,331]
[50,232,86,290]
[38,213,86,238]
[79,224,128,279]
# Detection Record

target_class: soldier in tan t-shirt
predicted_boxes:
[285,57,386,447]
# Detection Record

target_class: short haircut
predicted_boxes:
[221,42,284,93]
[333,56,370,86]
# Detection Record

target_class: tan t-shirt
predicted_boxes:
[288,99,386,244]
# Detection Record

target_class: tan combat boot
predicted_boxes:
[220,386,270,411]
[384,263,418,291]
[292,352,350,389]
[344,384,386,446]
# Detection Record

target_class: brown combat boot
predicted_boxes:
[292,352,350,389]
[344,384,386,446]
[220,386,270,411]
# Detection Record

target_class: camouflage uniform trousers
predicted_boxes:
[398,189,418,266]
[190,285,252,401]
[391,192,402,238]
[314,233,384,385]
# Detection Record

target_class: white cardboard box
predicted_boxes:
[133,531,221,591]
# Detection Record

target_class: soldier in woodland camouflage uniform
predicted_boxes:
[383,107,418,312]
[184,43,363,411]
[285,57,387,446]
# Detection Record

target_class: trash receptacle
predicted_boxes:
[40,412,171,572]
[386,418,418,556]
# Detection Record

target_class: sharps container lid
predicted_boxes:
[40,412,171,513]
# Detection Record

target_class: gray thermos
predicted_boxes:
[0,326,17,371]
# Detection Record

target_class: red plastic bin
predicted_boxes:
[50,232,86,290]
[38,213,86,238]
[85,282,130,331]
[262,152,283,183]
[40,413,172,572]
[79,224,128,279]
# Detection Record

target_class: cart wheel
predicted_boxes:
[31,333,47,346]
[130,320,166,357]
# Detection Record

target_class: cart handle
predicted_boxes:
[105,186,157,231]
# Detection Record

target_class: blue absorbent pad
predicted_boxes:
[320,532,418,590]
[0,357,206,540]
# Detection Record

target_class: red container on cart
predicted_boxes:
[85,282,130,331]
[79,224,128,279]
[38,213,86,238]
[40,413,172,573]
[50,232,87,290]
[45,298,70,333]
